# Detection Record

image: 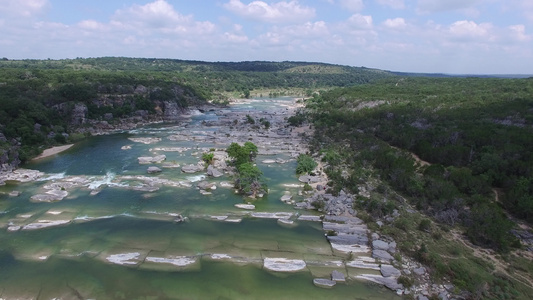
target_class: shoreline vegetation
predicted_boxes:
[1,57,532,299]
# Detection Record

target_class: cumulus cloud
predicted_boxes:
[347,14,374,29]
[223,0,315,24]
[375,0,405,10]
[507,25,531,42]
[113,0,193,30]
[0,0,49,18]
[339,0,365,12]
[417,0,482,14]
[448,20,493,41]
[383,17,407,29]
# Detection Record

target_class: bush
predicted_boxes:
[296,154,318,174]
[418,219,431,232]
[202,152,214,166]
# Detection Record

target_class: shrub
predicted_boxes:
[296,154,318,174]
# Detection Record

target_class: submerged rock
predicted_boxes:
[147,166,162,174]
[138,155,166,164]
[313,278,337,288]
[30,189,68,202]
[331,270,346,282]
[22,220,71,230]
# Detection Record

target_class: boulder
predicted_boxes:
[197,181,216,190]
[206,165,224,177]
[181,164,203,173]
[372,240,390,250]
[413,267,426,276]
[280,194,292,202]
[147,166,162,174]
[380,265,401,277]
[372,249,394,262]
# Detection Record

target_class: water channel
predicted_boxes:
[0,97,399,299]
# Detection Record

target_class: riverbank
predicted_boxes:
[32,144,74,160]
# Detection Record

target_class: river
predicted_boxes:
[0,97,399,299]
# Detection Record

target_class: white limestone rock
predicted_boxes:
[264,258,306,272]
[313,278,336,288]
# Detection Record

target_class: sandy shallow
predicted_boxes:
[32,144,74,160]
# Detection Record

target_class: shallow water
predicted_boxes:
[0,97,399,299]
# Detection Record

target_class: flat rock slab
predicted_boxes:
[144,256,197,267]
[251,212,293,219]
[298,215,322,222]
[264,258,306,272]
[138,155,167,164]
[313,278,337,288]
[128,137,161,144]
[331,270,346,282]
[106,252,142,265]
[30,190,69,202]
[235,204,255,210]
[356,274,403,290]
[298,175,323,183]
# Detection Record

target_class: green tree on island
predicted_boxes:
[226,142,266,197]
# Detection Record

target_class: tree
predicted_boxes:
[234,162,265,196]
[296,154,317,174]
[227,142,258,166]
[226,142,266,196]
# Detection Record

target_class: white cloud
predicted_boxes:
[507,25,531,42]
[339,0,365,12]
[347,14,374,29]
[375,0,405,10]
[448,20,493,41]
[113,0,193,30]
[223,0,315,24]
[223,32,249,43]
[383,17,407,29]
[0,0,49,18]
[417,0,482,14]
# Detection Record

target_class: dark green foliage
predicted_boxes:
[295,154,317,174]
[466,203,515,252]
[306,77,533,252]
[226,142,265,196]
[201,152,214,165]
[397,276,413,288]
[226,142,258,166]
[245,114,255,124]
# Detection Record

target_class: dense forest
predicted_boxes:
[0,57,392,168]
[300,77,533,298]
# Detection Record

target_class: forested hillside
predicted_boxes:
[302,77,533,299]
[0,57,392,170]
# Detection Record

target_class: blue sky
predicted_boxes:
[1,0,532,74]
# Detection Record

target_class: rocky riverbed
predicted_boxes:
[0,97,410,299]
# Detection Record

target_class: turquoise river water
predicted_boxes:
[0,98,400,299]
